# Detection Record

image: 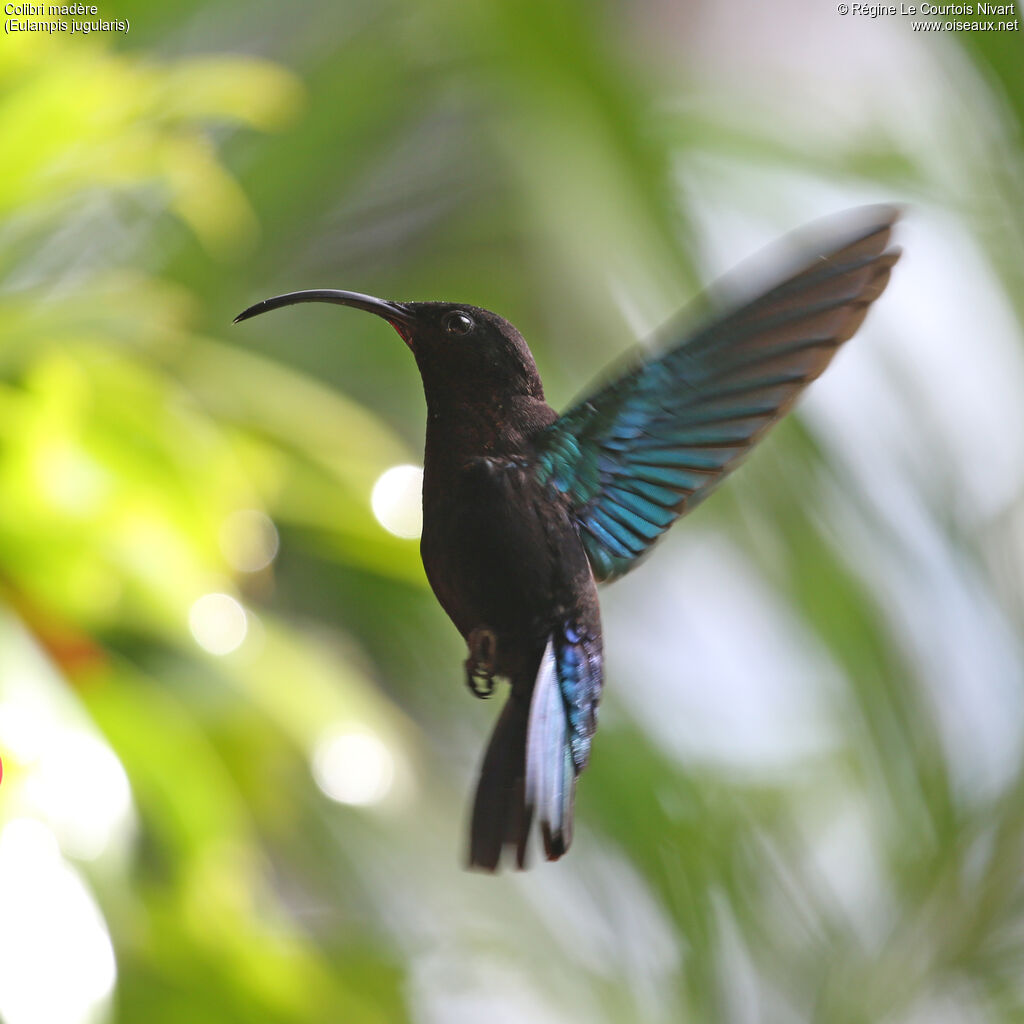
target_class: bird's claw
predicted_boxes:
[465,627,498,699]
[467,670,495,699]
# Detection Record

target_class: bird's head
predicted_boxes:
[234,290,544,402]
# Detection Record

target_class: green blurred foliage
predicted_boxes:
[0,4,1022,1024]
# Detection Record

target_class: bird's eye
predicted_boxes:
[443,311,475,336]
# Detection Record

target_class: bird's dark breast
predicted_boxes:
[420,456,596,679]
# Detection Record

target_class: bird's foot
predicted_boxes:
[465,627,498,699]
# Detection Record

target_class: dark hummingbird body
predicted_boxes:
[235,207,901,871]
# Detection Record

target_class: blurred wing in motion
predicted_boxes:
[534,207,901,582]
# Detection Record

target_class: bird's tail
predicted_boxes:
[468,690,534,870]
[524,640,576,860]
[468,638,580,871]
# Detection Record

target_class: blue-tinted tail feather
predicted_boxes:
[468,621,603,869]
[525,641,575,858]
[525,624,603,861]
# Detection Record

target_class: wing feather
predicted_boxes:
[534,207,901,581]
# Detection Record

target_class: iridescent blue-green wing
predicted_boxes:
[534,208,901,582]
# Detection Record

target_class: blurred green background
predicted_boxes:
[1,1,1023,1022]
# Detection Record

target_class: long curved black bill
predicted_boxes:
[233,289,412,326]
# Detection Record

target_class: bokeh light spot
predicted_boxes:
[23,729,133,862]
[0,704,134,861]
[0,818,117,1024]
[35,442,109,517]
[188,593,248,655]
[219,509,280,573]
[0,704,46,762]
[312,729,395,807]
[371,464,423,539]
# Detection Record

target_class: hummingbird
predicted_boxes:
[235,207,900,871]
